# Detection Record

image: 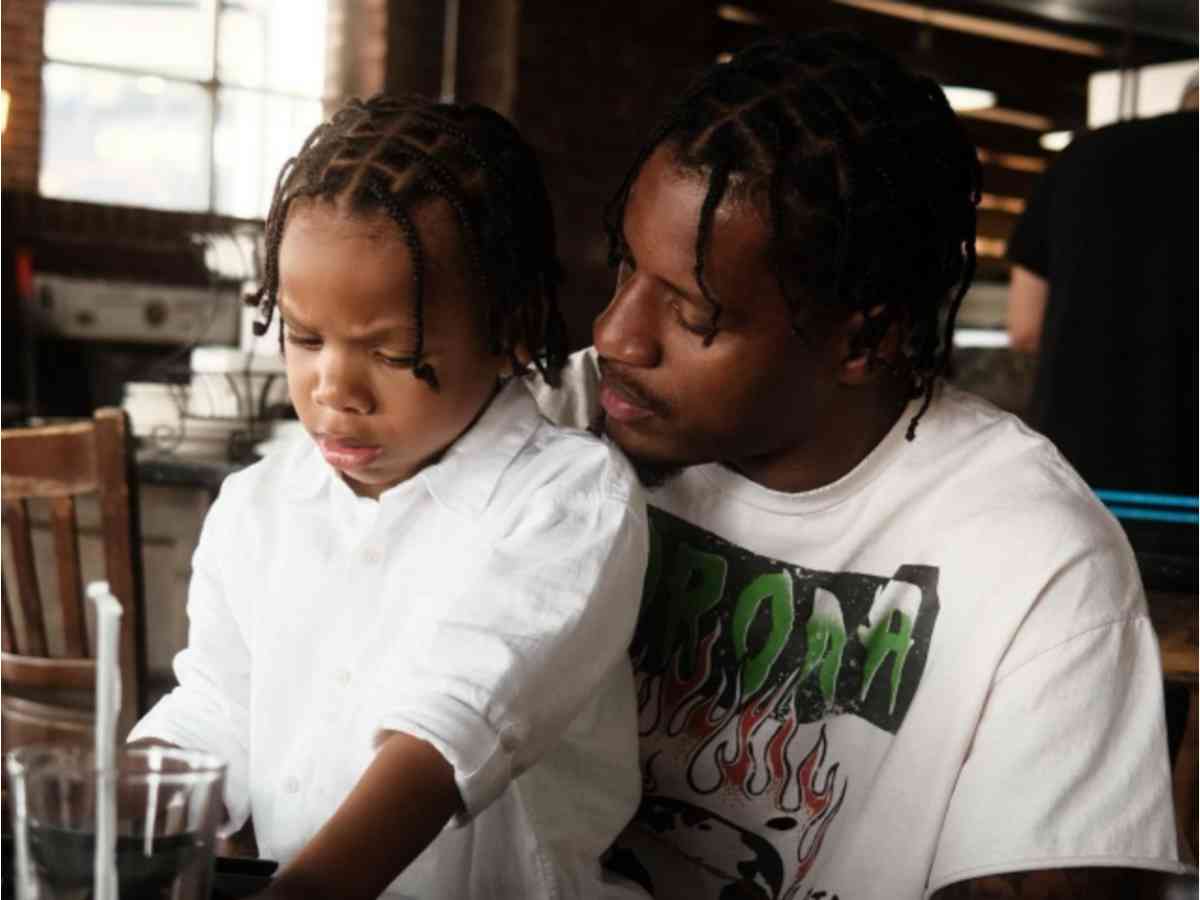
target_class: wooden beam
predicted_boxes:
[830,0,1109,57]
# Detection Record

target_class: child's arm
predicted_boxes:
[255,732,461,900]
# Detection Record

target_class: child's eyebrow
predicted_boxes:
[277,299,419,342]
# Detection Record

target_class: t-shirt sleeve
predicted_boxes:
[370,443,648,824]
[927,610,1190,894]
[1006,162,1056,278]
[127,482,254,831]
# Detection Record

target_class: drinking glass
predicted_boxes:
[5,745,226,900]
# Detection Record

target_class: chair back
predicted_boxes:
[1,407,146,744]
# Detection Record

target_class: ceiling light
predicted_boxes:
[941,85,996,111]
[716,4,768,26]
[1039,130,1073,151]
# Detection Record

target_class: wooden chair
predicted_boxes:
[2,407,147,746]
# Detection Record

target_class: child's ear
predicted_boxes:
[838,306,903,386]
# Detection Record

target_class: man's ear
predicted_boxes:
[838,306,903,385]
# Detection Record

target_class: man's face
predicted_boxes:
[593,145,851,490]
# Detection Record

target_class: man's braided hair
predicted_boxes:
[605,32,981,438]
[249,94,567,388]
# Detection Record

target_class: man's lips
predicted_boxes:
[598,363,664,423]
[316,435,383,469]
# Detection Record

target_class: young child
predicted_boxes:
[129,95,649,900]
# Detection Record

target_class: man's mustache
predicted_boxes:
[597,359,670,417]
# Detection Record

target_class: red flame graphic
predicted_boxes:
[634,621,725,738]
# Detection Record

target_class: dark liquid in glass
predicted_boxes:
[27,824,209,900]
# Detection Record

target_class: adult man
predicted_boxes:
[529,33,1190,900]
[1007,80,1198,506]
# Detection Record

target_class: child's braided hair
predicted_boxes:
[250,94,567,388]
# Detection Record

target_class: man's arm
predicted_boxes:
[932,867,1166,899]
[259,731,462,900]
[1006,265,1049,354]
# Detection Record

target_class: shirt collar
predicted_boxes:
[281,378,542,515]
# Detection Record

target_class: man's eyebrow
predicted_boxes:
[621,232,702,301]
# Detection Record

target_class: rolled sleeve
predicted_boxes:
[128,493,254,831]
[373,459,647,824]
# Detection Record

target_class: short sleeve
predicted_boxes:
[927,613,1191,894]
[371,445,647,824]
[1007,163,1056,278]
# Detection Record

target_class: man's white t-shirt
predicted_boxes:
[530,349,1192,900]
[131,379,650,900]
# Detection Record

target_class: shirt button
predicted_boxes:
[335,669,351,687]
[283,776,300,794]
[362,546,384,565]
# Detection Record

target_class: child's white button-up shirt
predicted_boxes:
[131,379,649,899]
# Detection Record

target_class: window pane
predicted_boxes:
[217,1,327,96]
[44,0,214,81]
[40,63,211,212]
[213,89,323,218]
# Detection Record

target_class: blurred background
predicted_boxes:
[2,0,1197,424]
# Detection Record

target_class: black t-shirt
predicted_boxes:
[1008,111,1198,501]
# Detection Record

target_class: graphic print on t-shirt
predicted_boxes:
[616,507,940,900]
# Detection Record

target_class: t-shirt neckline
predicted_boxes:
[690,394,925,516]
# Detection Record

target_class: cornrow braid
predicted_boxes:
[249,94,567,388]
[605,32,981,439]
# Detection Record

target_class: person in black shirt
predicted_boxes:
[1006,83,1198,502]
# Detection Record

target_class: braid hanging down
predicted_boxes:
[249,94,568,388]
[604,32,982,438]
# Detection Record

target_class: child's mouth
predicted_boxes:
[316,436,384,470]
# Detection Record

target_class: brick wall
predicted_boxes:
[326,0,388,110]
[511,2,718,347]
[1,0,46,192]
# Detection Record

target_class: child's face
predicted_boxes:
[277,199,506,499]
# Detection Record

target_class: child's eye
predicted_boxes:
[376,352,417,368]
[285,333,321,349]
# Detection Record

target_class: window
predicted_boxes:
[39,0,328,218]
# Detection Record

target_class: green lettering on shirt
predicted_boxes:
[800,587,848,704]
[732,572,795,697]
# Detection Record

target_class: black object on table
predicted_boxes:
[211,856,279,899]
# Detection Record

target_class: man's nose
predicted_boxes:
[593,275,661,367]
[313,351,373,415]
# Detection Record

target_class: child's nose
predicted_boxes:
[313,352,374,415]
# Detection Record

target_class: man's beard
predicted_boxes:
[589,410,685,489]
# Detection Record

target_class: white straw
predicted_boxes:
[88,580,123,900]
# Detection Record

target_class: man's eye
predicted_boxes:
[671,300,713,337]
